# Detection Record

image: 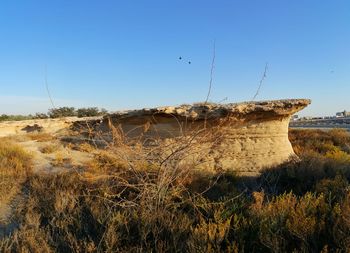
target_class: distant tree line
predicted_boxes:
[0,107,108,122]
[0,114,34,122]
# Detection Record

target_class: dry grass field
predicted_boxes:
[0,128,350,252]
[0,140,32,223]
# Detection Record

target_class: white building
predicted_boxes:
[336,110,350,118]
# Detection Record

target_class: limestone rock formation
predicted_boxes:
[89,99,311,176]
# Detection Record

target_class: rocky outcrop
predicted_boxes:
[89,99,310,176]
[0,99,310,176]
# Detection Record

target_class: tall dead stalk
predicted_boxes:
[205,41,216,104]
[252,62,268,101]
[44,65,56,110]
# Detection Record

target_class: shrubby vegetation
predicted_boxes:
[0,107,108,121]
[48,107,107,118]
[34,113,49,119]
[1,129,350,252]
[0,114,33,122]
[48,107,77,118]
[77,107,108,118]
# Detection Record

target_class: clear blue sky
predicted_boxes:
[0,1,349,116]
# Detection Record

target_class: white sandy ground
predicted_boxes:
[20,140,93,173]
[0,116,102,138]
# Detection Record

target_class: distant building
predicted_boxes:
[336,110,350,118]
[291,115,299,121]
[336,112,343,118]
[301,116,313,120]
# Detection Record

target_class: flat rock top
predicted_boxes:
[107,99,311,120]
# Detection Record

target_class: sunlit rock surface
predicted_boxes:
[94,99,311,176]
[0,99,310,176]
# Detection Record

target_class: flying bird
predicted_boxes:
[178,56,191,65]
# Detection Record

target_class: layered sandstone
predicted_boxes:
[86,99,310,176]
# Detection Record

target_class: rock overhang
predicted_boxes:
[106,99,311,121]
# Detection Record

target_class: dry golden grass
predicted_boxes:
[0,139,32,218]
[51,152,72,167]
[1,129,350,252]
[0,135,30,143]
[39,143,60,154]
[77,142,95,153]
[27,132,55,142]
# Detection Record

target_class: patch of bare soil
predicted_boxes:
[19,139,93,173]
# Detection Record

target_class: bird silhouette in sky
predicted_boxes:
[178,56,191,64]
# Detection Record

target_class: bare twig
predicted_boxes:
[252,62,268,101]
[45,65,56,109]
[205,41,216,104]
[217,97,228,104]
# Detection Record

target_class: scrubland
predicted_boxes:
[0,128,350,252]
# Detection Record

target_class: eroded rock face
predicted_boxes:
[91,99,311,176]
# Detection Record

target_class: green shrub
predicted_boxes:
[46,107,107,118]
[77,107,107,117]
[34,113,49,119]
[0,114,33,122]
[48,107,77,118]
